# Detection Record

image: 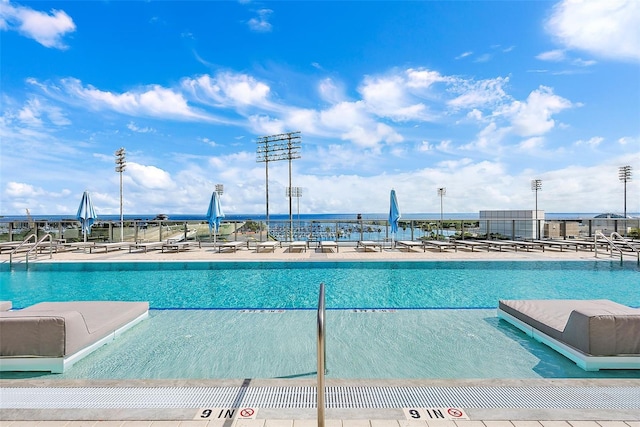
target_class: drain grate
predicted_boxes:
[1,386,638,410]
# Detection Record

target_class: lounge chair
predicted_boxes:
[129,241,164,253]
[90,242,132,253]
[319,240,338,252]
[0,301,149,373]
[162,241,194,253]
[395,240,425,252]
[499,240,546,252]
[476,240,519,252]
[357,240,382,252]
[498,299,640,371]
[256,241,280,253]
[454,240,490,252]
[422,240,457,252]
[532,239,579,252]
[289,241,308,252]
[218,241,247,253]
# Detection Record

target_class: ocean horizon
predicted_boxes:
[1,212,638,222]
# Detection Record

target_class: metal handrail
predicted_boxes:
[595,231,640,264]
[9,233,55,265]
[610,232,640,264]
[25,233,54,265]
[317,282,326,427]
[8,233,37,264]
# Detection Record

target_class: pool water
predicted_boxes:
[1,260,639,309]
[1,260,638,380]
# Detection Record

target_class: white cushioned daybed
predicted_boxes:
[0,301,149,373]
[498,299,640,371]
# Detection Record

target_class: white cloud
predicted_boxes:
[418,140,433,152]
[200,137,217,147]
[501,86,573,137]
[360,75,428,122]
[474,53,492,63]
[519,136,545,151]
[17,100,42,126]
[248,8,273,32]
[461,122,510,151]
[5,181,46,197]
[318,78,344,104]
[405,68,450,89]
[455,51,473,60]
[545,0,640,62]
[14,97,70,127]
[126,162,175,190]
[318,101,403,148]
[574,136,604,148]
[536,49,566,62]
[285,108,320,134]
[448,77,510,109]
[182,73,271,108]
[127,122,155,133]
[0,1,75,49]
[618,136,637,145]
[58,78,212,121]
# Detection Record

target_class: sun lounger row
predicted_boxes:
[218,241,248,253]
[289,241,308,252]
[0,301,149,373]
[319,240,339,252]
[256,241,281,253]
[498,299,640,371]
[357,240,382,252]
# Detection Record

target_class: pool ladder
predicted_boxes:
[317,282,326,427]
[595,231,640,264]
[8,233,54,266]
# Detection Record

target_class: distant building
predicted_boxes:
[479,210,544,240]
[544,221,580,239]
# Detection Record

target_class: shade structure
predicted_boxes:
[206,191,225,244]
[388,189,401,240]
[76,191,97,242]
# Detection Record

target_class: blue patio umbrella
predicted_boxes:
[76,191,97,242]
[389,189,401,242]
[206,191,225,244]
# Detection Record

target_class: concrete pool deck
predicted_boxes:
[12,239,626,262]
[1,243,638,426]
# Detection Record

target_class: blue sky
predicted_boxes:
[1,0,639,217]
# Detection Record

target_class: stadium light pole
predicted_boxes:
[531,179,542,239]
[437,187,446,240]
[114,148,126,242]
[256,132,301,240]
[287,187,302,237]
[618,165,632,219]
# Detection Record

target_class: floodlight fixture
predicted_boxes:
[531,179,542,239]
[619,165,632,219]
[114,148,126,242]
[256,131,301,238]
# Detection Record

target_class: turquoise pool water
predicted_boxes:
[1,260,639,309]
[1,260,638,380]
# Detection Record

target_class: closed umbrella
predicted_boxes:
[389,189,400,245]
[206,191,225,245]
[76,191,97,243]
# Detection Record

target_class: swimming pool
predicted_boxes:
[1,260,638,380]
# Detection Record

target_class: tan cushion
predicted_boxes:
[1,301,148,358]
[499,299,640,356]
[0,301,11,311]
